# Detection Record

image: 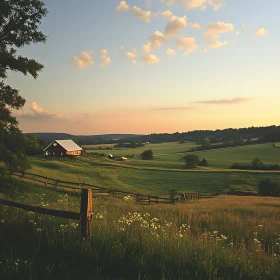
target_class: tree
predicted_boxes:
[0,0,47,171]
[251,158,263,170]
[140,149,153,160]
[201,138,211,150]
[181,154,200,168]
[258,178,280,197]
[198,158,208,167]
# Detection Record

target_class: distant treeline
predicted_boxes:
[28,125,280,147]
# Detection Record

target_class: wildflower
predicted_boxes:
[258,225,263,228]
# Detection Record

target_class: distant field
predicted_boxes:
[85,141,198,157]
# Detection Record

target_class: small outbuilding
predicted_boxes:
[44,140,82,157]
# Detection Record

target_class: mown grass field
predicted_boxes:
[25,142,280,195]
[0,181,280,279]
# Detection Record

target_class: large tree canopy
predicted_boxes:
[0,0,47,172]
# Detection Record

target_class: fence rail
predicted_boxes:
[0,189,93,239]
[11,171,256,205]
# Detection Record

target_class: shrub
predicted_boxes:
[198,158,208,167]
[140,150,153,160]
[181,154,200,168]
[258,178,280,197]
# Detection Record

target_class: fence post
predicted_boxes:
[156,196,158,204]
[55,179,59,188]
[45,176,48,187]
[148,195,151,205]
[136,194,139,202]
[197,191,200,199]
[80,188,93,240]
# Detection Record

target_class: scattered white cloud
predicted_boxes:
[189,23,201,30]
[163,0,225,11]
[153,10,173,18]
[176,36,198,55]
[72,51,94,69]
[132,59,137,64]
[143,42,152,53]
[236,31,240,36]
[166,48,176,56]
[126,52,136,59]
[204,22,234,48]
[17,102,62,120]
[196,97,252,105]
[116,1,129,12]
[241,24,245,30]
[208,0,225,11]
[133,6,151,23]
[149,31,168,47]
[132,47,137,53]
[100,49,112,67]
[254,28,268,37]
[165,15,187,37]
[143,54,160,64]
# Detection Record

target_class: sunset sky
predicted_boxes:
[8,0,280,135]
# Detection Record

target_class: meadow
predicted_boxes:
[1,142,280,279]
[0,183,280,279]
[24,142,280,195]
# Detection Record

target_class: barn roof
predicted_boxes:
[44,140,82,152]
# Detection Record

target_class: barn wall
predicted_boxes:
[45,144,67,157]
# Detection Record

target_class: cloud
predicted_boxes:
[116,1,129,12]
[100,49,112,67]
[143,54,160,64]
[143,42,152,53]
[204,22,234,48]
[126,52,136,59]
[166,48,176,56]
[17,102,63,120]
[164,0,225,11]
[196,97,252,105]
[241,24,245,30]
[151,107,193,111]
[176,36,198,55]
[165,15,187,37]
[132,59,137,64]
[72,51,94,69]
[189,23,201,30]
[149,31,168,47]
[142,31,168,54]
[133,6,151,23]
[132,47,137,53]
[254,28,268,37]
[236,31,240,36]
[153,10,173,18]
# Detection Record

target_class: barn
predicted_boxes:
[43,140,82,157]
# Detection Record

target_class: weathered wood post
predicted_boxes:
[80,188,93,240]
[136,194,139,202]
[55,179,59,188]
[197,191,200,199]
[156,196,158,204]
[45,176,48,187]
[148,195,151,205]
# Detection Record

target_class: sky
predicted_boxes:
[8,0,280,135]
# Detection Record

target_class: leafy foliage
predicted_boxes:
[258,178,280,197]
[198,158,208,167]
[140,149,153,160]
[181,154,200,167]
[0,0,47,171]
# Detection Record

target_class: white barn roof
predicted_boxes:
[44,140,82,152]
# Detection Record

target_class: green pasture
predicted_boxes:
[85,141,198,157]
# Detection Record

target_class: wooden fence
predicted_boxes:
[0,189,93,239]
[11,171,218,204]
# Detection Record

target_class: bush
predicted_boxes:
[181,154,200,168]
[258,178,280,197]
[198,158,208,167]
[140,150,153,160]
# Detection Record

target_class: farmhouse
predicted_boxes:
[44,140,82,157]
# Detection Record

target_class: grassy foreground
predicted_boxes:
[0,184,280,279]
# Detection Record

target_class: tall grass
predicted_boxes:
[1,193,280,279]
